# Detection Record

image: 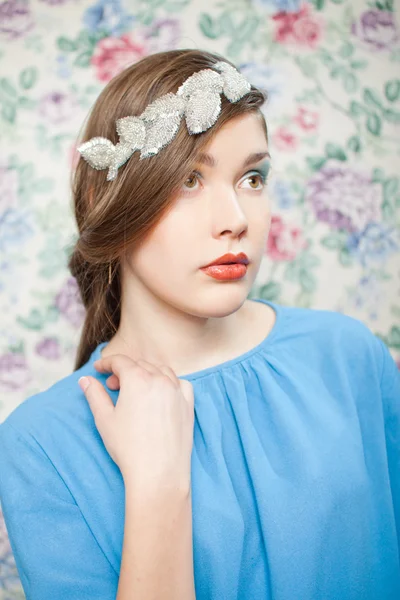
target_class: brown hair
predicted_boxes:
[68,48,268,370]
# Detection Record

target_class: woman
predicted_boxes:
[0,49,399,600]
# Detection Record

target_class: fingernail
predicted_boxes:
[78,376,90,392]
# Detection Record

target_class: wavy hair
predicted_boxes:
[68,48,268,370]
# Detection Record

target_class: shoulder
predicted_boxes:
[276,302,388,381]
[0,356,111,453]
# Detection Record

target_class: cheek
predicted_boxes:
[133,215,197,277]
[249,202,271,240]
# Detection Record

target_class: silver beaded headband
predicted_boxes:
[77,61,252,182]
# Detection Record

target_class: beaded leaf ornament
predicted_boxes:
[77,61,252,181]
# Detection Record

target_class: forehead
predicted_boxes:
[199,113,268,158]
[196,113,270,167]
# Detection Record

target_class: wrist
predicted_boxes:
[122,472,192,504]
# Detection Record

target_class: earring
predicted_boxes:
[108,262,112,285]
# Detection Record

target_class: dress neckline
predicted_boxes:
[90,298,283,381]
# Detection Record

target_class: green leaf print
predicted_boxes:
[2,102,16,123]
[363,88,383,109]
[199,13,220,39]
[339,247,353,267]
[321,235,343,250]
[383,178,399,201]
[366,113,382,136]
[384,79,400,102]
[382,200,394,221]
[347,135,361,152]
[306,156,326,171]
[17,309,45,331]
[0,77,17,97]
[343,73,358,93]
[259,281,281,302]
[372,167,385,182]
[350,60,368,70]
[382,108,400,123]
[349,101,365,117]
[299,270,316,293]
[18,96,37,109]
[325,143,347,161]
[387,326,400,350]
[74,51,93,68]
[57,36,78,52]
[338,42,354,58]
[19,67,37,90]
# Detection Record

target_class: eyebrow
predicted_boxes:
[196,150,271,169]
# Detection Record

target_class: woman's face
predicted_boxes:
[122,112,272,318]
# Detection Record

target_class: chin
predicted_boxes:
[194,288,249,318]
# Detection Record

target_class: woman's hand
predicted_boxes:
[78,354,195,498]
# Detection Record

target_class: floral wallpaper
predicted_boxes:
[0,0,399,596]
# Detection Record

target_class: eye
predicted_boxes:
[243,172,267,190]
[183,171,200,191]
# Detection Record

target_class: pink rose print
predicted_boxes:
[293,106,319,132]
[271,126,298,151]
[266,215,308,261]
[272,3,323,49]
[91,33,147,82]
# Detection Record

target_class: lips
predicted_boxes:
[202,252,249,268]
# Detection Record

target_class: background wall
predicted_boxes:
[0,0,399,596]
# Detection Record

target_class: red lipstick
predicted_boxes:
[201,252,249,281]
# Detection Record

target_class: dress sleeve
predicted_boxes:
[0,420,119,600]
[378,338,400,556]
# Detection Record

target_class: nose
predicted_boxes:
[211,189,248,241]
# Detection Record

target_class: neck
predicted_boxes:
[102,288,250,377]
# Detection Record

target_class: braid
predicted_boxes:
[68,247,120,370]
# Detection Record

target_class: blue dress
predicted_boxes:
[0,299,399,600]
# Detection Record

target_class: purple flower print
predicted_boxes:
[0,0,34,40]
[35,337,62,359]
[305,160,382,233]
[140,18,181,54]
[0,351,31,391]
[352,10,399,51]
[39,0,71,4]
[38,91,78,124]
[54,276,85,328]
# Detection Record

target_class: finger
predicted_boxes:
[135,359,160,375]
[106,374,120,390]
[179,379,195,407]
[157,365,180,386]
[136,359,180,386]
[93,354,141,378]
[78,376,114,430]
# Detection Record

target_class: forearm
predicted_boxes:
[117,482,196,600]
